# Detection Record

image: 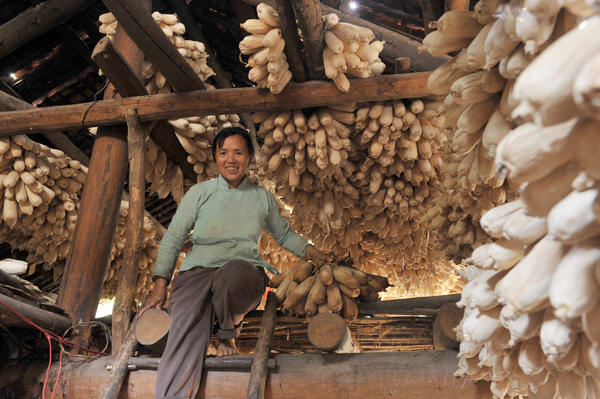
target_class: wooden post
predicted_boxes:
[289,0,325,80]
[246,292,278,399]
[274,0,308,82]
[111,108,146,353]
[56,15,147,348]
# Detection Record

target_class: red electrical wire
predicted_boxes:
[0,297,107,397]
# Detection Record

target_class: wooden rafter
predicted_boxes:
[290,0,325,80]
[274,0,308,82]
[0,0,90,59]
[0,73,430,135]
[91,37,196,180]
[102,0,206,91]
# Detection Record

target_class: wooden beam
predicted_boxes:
[358,294,461,315]
[0,90,90,165]
[108,355,278,371]
[91,36,196,180]
[56,22,144,349]
[102,0,205,92]
[0,0,89,59]
[307,312,359,353]
[25,351,493,398]
[244,0,449,71]
[0,73,430,135]
[274,0,308,82]
[0,293,72,334]
[289,0,325,80]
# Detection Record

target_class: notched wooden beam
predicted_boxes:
[91,36,196,181]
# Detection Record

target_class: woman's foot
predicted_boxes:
[217,338,239,357]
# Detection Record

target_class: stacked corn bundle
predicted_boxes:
[450,7,600,399]
[102,201,161,300]
[268,259,390,319]
[239,3,292,94]
[0,136,85,275]
[321,14,385,92]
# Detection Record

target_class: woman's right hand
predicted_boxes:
[138,277,168,317]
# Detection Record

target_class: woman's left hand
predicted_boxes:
[305,244,333,263]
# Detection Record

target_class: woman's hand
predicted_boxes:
[305,244,332,263]
[138,277,168,317]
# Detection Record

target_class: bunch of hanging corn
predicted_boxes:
[321,13,385,92]
[268,259,390,319]
[0,135,85,273]
[102,200,162,299]
[448,6,600,398]
[239,3,292,94]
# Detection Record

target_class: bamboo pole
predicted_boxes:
[111,108,146,354]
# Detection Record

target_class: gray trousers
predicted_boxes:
[155,260,268,399]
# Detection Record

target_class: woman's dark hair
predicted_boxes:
[212,126,254,160]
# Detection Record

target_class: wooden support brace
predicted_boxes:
[358,294,461,315]
[111,108,146,354]
[91,36,196,181]
[98,318,140,399]
[102,0,206,92]
[0,73,431,135]
[274,0,308,82]
[289,0,325,80]
[246,291,278,399]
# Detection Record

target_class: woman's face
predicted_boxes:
[215,134,252,189]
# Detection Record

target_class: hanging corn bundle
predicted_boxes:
[239,3,292,94]
[321,13,385,92]
[268,259,390,318]
[0,135,85,276]
[102,200,162,301]
[443,4,600,398]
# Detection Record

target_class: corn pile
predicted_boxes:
[322,13,385,92]
[102,200,161,300]
[252,97,459,297]
[0,136,84,274]
[422,3,600,398]
[268,259,390,319]
[239,3,292,94]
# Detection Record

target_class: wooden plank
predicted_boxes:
[0,0,89,59]
[0,73,430,135]
[111,109,146,354]
[55,23,143,349]
[0,292,72,333]
[247,292,278,399]
[244,0,449,71]
[289,0,325,80]
[358,294,461,315]
[274,0,308,82]
[26,351,493,398]
[102,0,206,92]
[0,90,90,165]
[91,36,196,180]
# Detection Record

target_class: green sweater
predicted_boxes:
[152,175,308,280]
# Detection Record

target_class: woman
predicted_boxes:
[141,126,327,399]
